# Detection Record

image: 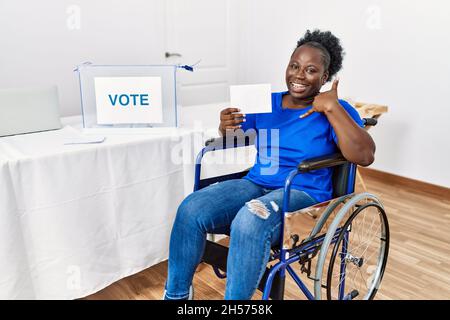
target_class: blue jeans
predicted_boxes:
[164,178,317,300]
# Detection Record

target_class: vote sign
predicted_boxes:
[94,76,163,124]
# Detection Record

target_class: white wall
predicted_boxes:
[0,0,166,116]
[0,0,239,113]
[234,0,450,188]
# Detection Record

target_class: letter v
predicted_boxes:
[108,94,118,106]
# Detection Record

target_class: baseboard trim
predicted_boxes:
[359,167,450,199]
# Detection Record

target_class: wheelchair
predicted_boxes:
[195,118,389,300]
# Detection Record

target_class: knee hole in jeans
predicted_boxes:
[245,199,279,220]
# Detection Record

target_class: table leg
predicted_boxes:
[356,168,368,192]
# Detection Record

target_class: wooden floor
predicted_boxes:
[85,172,450,300]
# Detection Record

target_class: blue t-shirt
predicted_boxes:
[240,91,363,203]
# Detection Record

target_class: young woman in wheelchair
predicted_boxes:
[164,29,376,300]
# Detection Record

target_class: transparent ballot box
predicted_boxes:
[75,63,180,128]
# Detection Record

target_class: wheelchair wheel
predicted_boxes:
[314,193,390,300]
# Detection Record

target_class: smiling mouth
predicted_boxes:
[290,82,309,91]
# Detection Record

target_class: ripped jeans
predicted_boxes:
[164,178,317,300]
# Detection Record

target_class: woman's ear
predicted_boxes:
[322,72,329,85]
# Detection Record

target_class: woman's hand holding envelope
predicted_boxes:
[219,107,246,135]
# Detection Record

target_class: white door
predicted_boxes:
[165,0,237,106]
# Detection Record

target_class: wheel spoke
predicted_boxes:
[332,263,357,296]
[358,268,369,290]
[352,224,381,258]
[363,209,377,244]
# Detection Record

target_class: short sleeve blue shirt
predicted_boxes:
[240,91,363,203]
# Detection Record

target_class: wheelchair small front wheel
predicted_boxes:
[314,193,390,300]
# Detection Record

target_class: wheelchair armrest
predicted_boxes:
[297,153,348,173]
[204,132,256,150]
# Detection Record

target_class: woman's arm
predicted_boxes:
[312,80,376,166]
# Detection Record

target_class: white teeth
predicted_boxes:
[291,83,307,89]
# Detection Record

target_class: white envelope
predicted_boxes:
[230,84,272,114]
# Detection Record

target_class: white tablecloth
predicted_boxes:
[0,119,199,299]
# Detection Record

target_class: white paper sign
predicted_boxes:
[94,76,163,124]
[230,84,272,114]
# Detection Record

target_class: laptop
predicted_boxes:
[0,86,62,137]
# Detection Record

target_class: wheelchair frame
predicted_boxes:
[195,118,389,300]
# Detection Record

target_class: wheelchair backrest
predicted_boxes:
[332,162,357,197]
